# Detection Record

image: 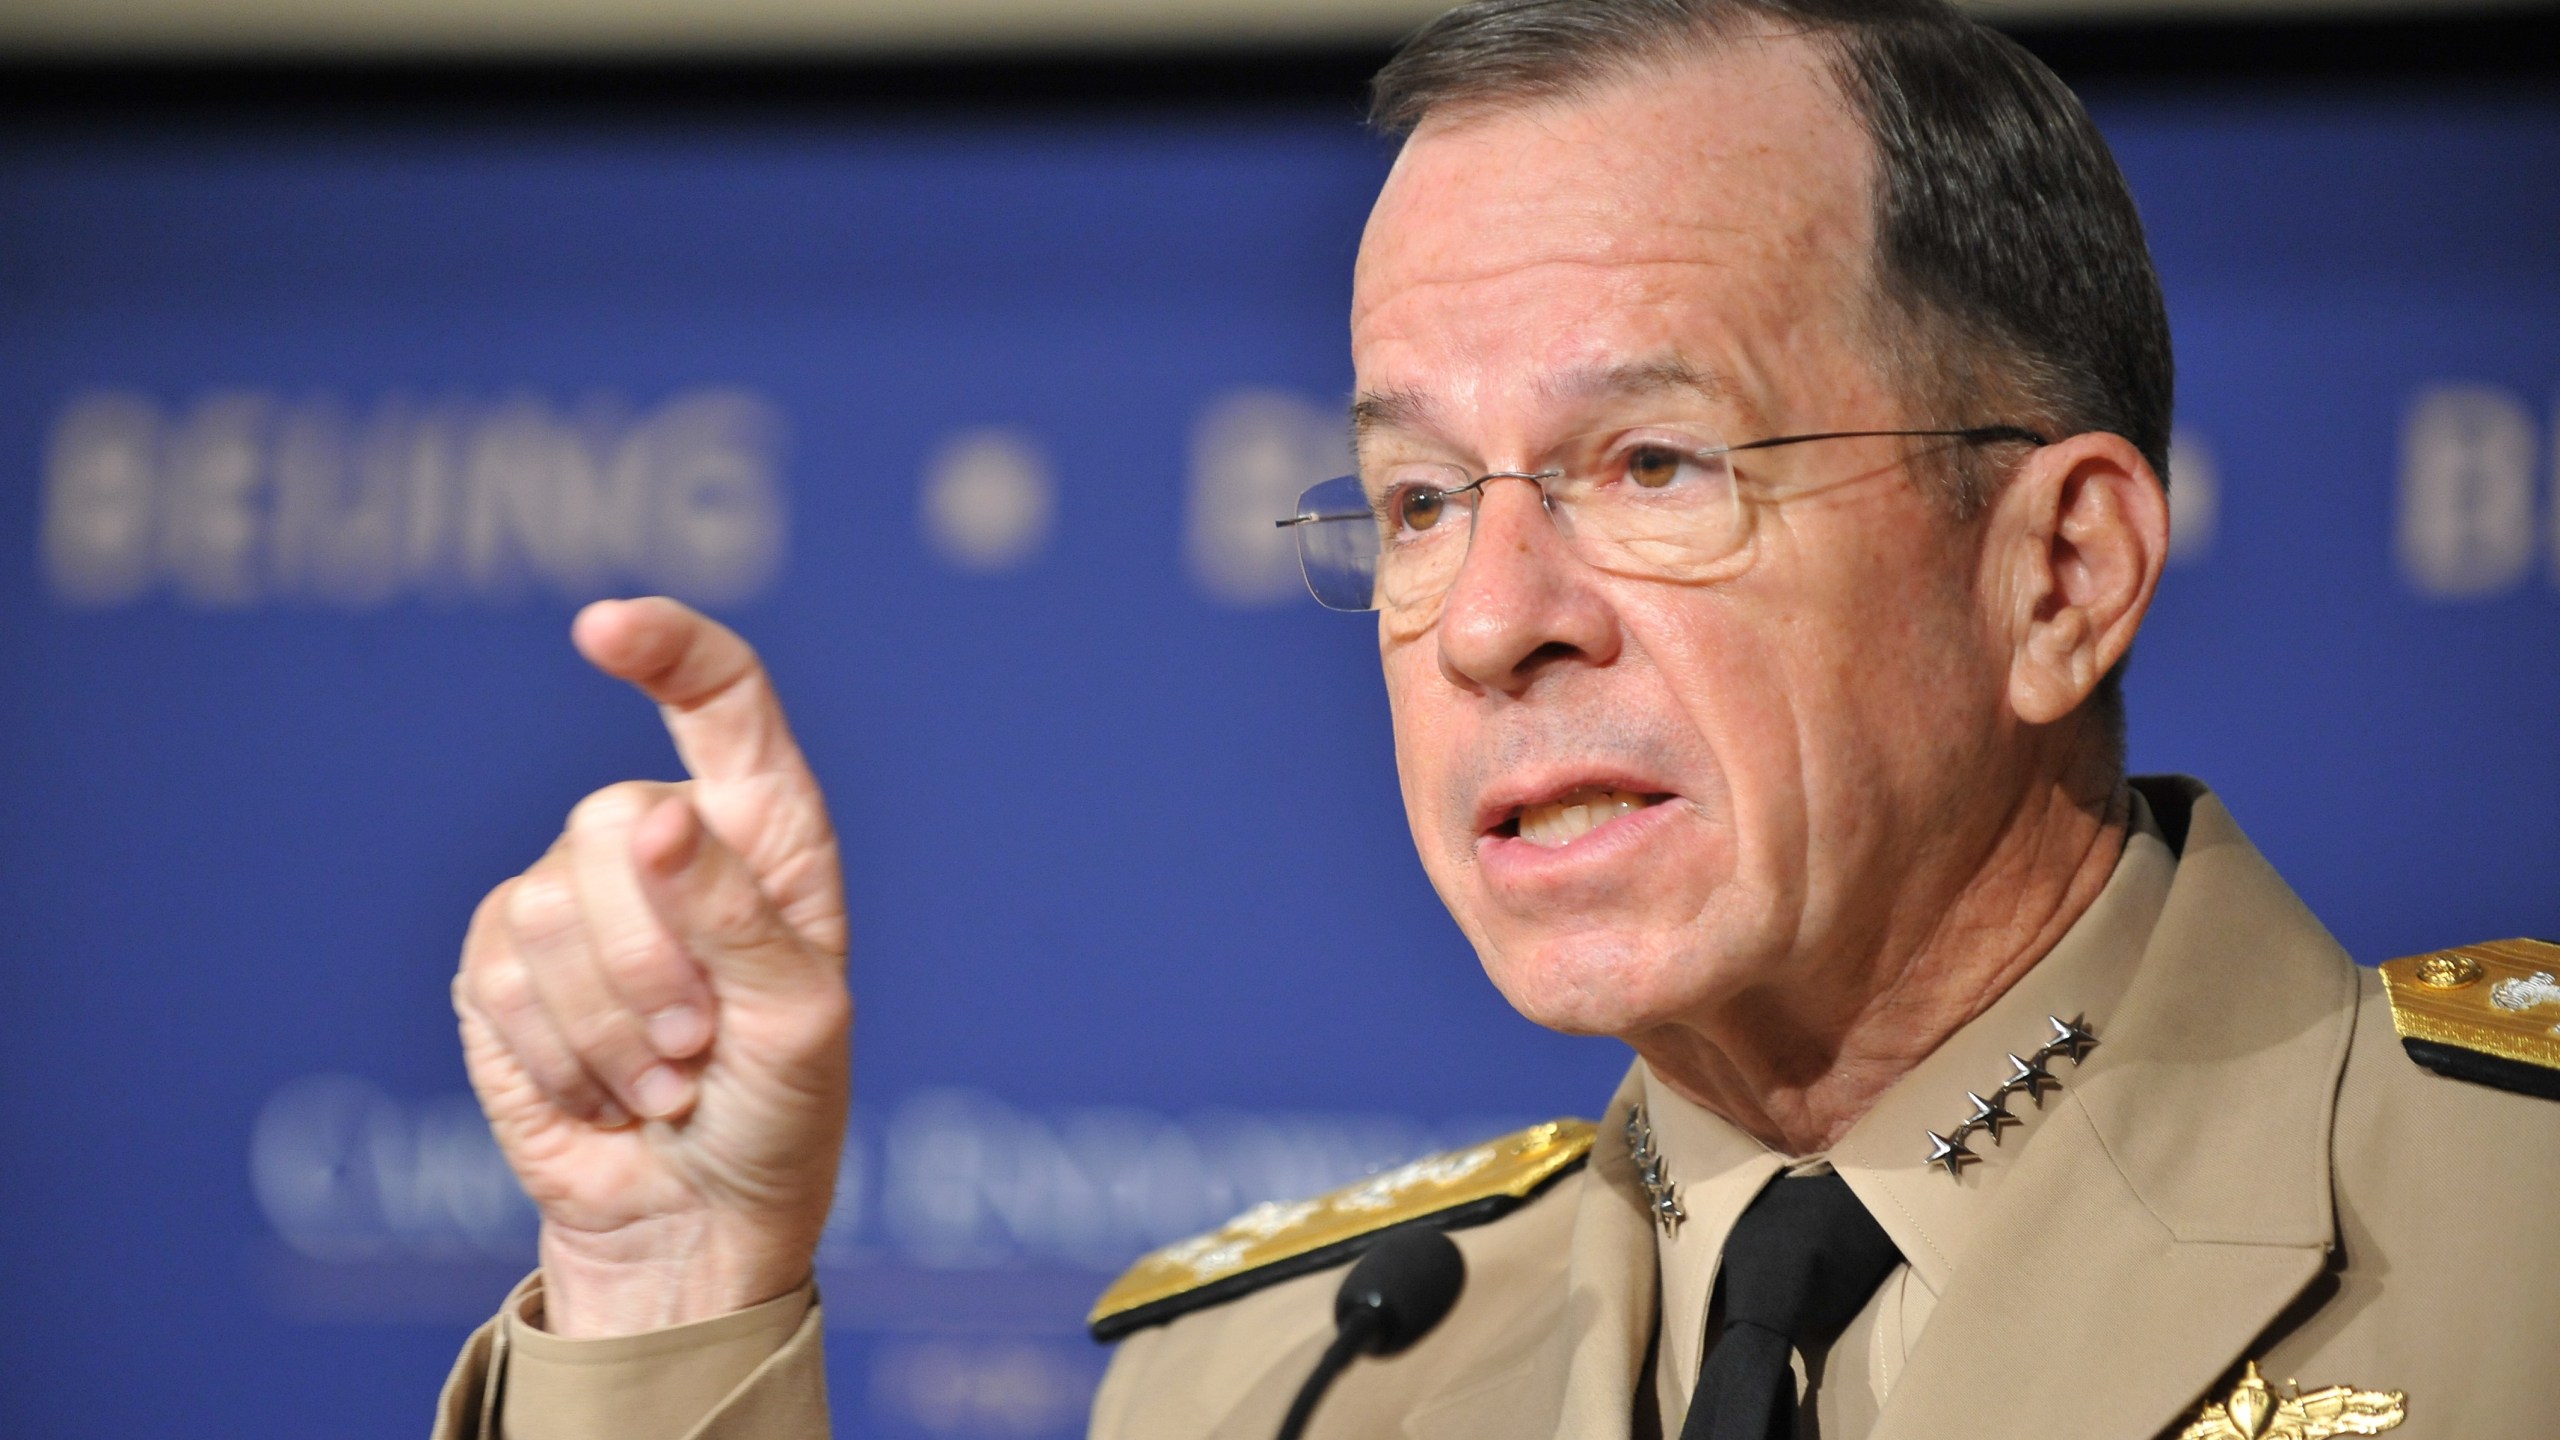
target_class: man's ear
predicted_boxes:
[1988,432,2170,727]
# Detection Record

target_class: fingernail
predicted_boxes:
[647,1004,710,1056]
[632,1064,690,1120]
[595,1098,633,1128]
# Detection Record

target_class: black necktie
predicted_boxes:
[1676,1172,1904,1440]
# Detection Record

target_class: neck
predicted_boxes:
[1631,767,2130,1155]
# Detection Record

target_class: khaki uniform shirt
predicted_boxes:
[436,778,2560,1440]
[1637,788,2172,1434]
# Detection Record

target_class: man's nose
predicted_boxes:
[1434,475,1621,693]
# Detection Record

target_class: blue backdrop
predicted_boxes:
[1,86,2554,1439]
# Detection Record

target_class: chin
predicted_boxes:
[1476,926,1717,1039]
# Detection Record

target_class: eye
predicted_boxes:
[1396,485,1449,533]
[1608,438,1731,498]
[1627,444,1685,489]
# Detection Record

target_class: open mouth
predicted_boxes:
[1494,787,1671,849]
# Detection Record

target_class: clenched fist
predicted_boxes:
[452,598,851,1337]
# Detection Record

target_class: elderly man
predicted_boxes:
[435,1,2560,1437]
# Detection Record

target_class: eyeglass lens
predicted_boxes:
[1286,430,1746,613]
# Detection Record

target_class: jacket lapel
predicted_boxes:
[1873,780,2359,1440]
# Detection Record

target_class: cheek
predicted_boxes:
[1381,639,1459,849]
[1831,531,2004,742]
[1719,512,2003,813]
[1621,590,1789,825]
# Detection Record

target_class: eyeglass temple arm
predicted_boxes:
[1722,424,2048,455]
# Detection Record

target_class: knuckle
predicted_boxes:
[481,1000,600,1113]
[594,923,682,988]
[505,870,581,944]
[524,1052,606,1115]
[459,890,510,975]
[555,1004,644,1070]
[569,780,669,834]
[454,947,617,1118]
[467,881,513,934]
[472,954,538,1021]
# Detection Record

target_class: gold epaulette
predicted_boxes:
[2379,938,2560,1101]
[1086,1118,1595,1342]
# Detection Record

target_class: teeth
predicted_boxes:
[1516,788,1652,848]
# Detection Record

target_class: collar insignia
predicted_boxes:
[1624,1104,1685,1234]
[2178,1361,2406,1439]
[1924,1014,2098,1178]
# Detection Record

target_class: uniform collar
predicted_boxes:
[1635,789,2175,1391]
[1870,778,2353,1440]
[1636,1066,1785,1409]
[1828,787,2175,1292]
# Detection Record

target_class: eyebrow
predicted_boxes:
[1350,386,1435,440]
[1551,356,1732,407]
[1349,355,1732,443]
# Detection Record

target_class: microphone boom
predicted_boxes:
[1273,1227,1467,1440]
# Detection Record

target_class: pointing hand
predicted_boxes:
[453,598,851,1337]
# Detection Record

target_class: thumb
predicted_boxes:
[633,793,838,1001]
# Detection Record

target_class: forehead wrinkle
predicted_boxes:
[1355,238,1760,319]
[1349,350,1738,452]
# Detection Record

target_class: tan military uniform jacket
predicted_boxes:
[436,778,2560,1439]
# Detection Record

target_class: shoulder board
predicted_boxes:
[1086,1117,1595,1343]
[2379,938,2560,1101]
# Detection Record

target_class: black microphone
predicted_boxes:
[1273,1227,1467,1440]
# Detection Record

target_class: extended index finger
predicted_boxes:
[572,597,813,794]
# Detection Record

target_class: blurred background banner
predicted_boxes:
[0,3,2554,1436]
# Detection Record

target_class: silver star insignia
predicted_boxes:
[2043,1013,2099,1065]
[1924,1018,2100,1182]
[1624,1105,1685,1233]
[1923,1129,1979,1176]
[1644,1173,1687,1232]
[1961,1089,2020,1143]
[1999,1051,2059,1106]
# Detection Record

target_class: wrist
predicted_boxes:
[536,1214,813,1338]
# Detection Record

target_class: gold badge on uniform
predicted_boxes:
[2178,1361,2405,1439]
